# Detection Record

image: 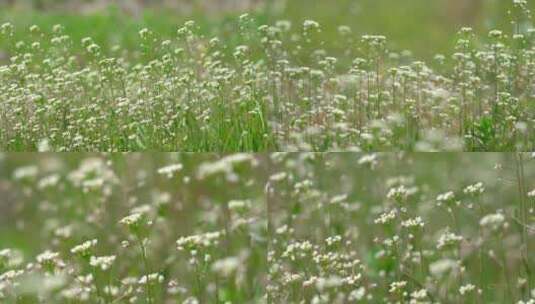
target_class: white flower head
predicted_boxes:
[464,182,485,196]
[71,239,98,256]
[459,284,476,295]
[480,212,505,230]
[138,273,164,285]
[437,231,463,250]
[389,281,407,293]
[89,255,116,271]
[36,250,59,265]
[157,163,183,178]
[436,191,455,204]
[303,20,320,33]
[119,213,144,227]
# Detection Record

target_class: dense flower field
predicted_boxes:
[0,154,267,303]
[0,1,534,303]
[0,153,534,303]
[266,153,535,303]
[0,0,534,151]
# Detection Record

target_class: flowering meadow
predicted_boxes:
[0,153,534,303]
[0,154,267,303]
[266,153,535,303]
[1,1,534,303]
[0,0,534,151]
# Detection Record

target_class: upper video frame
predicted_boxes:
[1,0,534,151]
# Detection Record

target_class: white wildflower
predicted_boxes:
[89,255,116,271]
[157,163,183,178]
[71,239,98,256]
[480,212,505,230]
[459,284,476,295]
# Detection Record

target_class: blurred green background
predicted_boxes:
[1,0,534,61]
